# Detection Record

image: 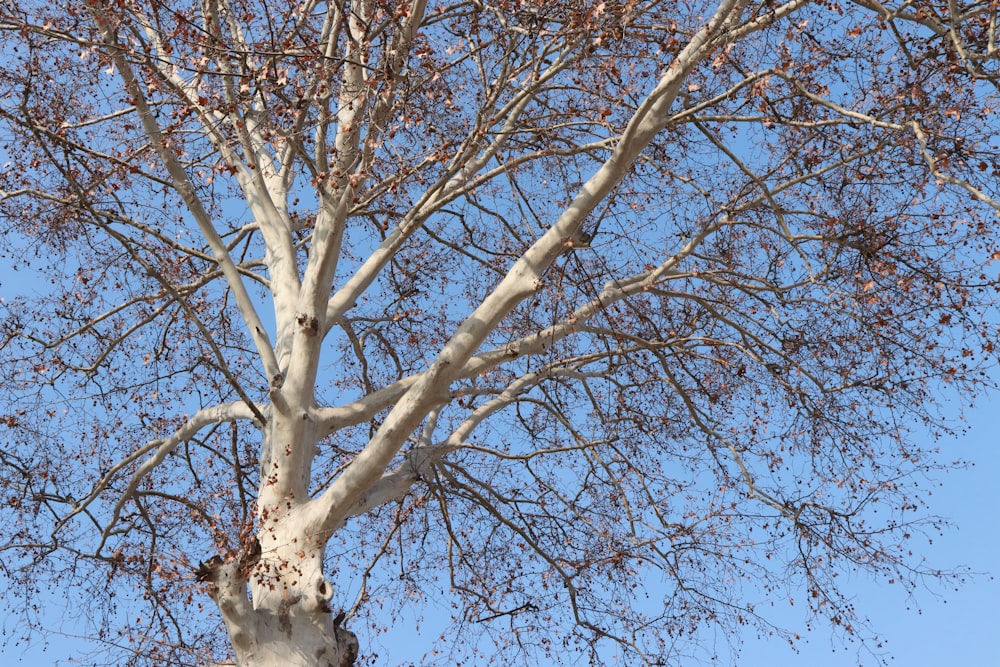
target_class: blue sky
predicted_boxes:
[736,400,1000,667]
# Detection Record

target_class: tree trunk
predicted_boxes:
[196,539,358,667]
[196,414,359,667]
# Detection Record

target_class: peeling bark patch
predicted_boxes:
[337,627,360,667]
[296,313,319,335]
[277,595,301,638]
[238,536,261,576]
[278,610,292,638]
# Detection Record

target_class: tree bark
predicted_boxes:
[195,405,359,667]
[196,533,358,667]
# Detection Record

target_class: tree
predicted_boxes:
[0,0,998,664]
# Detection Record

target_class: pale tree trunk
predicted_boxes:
[197,546,358,667]
[197,422,359,667]
[94,18,360,664]
[193,400,360,667]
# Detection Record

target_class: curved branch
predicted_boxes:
[94,401,259,553]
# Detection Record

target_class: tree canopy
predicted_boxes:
[1,0,999,665]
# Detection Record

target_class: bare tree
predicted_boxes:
[0,0,997,665]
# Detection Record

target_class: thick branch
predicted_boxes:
[305,0,747,536]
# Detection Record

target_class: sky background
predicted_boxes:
[736,393,1000,667]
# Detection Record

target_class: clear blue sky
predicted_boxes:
[735,396,1000,667]
[377,399,1000,667]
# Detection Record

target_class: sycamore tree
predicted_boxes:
[1,0,999,665]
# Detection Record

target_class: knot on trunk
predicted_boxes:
[297,312,320,335]
[304,571,335,614]
[194,555,224,583]
[335,624,359,667]
[238,535,262,576]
